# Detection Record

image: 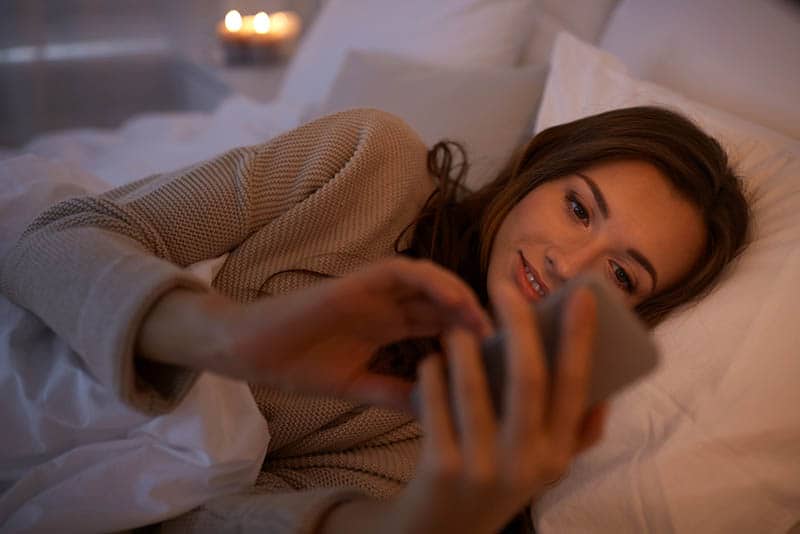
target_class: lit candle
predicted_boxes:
[217,10,302,64]
[253,12,271,35]
[217,10,248,41]
[225,9,243,33]
[244,10,302,62]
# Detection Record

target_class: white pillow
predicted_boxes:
[520,0,619,64]
[278,0,536,116]
[532,32,800,534]
[599,0,800,140]
[312,50,547,190]
[535,0,619,42]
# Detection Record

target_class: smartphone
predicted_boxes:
[479,273,660,416]
[410,273,660,418]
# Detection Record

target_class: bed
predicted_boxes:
[1,0,799,532]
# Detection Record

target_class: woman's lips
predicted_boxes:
[516,250,549,301]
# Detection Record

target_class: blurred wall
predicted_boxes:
[0,0,322,145]
[0,0,322,64]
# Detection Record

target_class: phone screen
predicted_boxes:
[480,274,660,416]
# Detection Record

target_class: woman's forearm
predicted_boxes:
[135,288,235,374]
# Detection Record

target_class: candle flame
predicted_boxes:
[253,12,271,34]
[224,10,242,32]
[270,12,289,33]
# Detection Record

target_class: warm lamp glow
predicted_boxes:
[224,10,243,32]
[253,12,271,34]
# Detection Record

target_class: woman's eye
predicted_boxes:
[610,262,635,294]
[566,193,589,226]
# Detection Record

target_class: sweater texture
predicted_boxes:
[0,108,436,533]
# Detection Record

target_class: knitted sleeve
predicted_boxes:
[0,108,429,415]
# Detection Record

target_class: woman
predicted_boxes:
[0,106,749,533]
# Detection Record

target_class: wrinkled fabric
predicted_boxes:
[0,156,266,532]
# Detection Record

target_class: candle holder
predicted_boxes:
[220,40,252,65]
[217,10,301,65]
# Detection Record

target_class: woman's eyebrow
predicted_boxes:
[627,248,658,292]
[576,172,609,218]
[575,172,658,291]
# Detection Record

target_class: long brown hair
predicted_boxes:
[404,106,749,320]
[374,106,750,378]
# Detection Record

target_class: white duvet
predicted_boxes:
[0,244,262,533]
[0,96,305,532]
[1,95,305,188]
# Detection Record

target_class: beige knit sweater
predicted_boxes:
[0,109,437,533]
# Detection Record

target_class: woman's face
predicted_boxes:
[486,159,706,308]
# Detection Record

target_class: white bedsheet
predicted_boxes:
[1,95,305,188]
[0,154,266,533]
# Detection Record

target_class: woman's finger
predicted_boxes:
[444,327,497,465]
[417,355,460,464]
[490,283,549,448]
[548,287,596,451]
[367,258,494,338]
[346,292,481,348]
[574,402,608,454]
[391,295,465,340]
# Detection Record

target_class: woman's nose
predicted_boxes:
[545,240,605,283]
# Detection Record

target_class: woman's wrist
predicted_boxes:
[136,287,236,374]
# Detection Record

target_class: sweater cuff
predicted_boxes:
[77,248,211,414]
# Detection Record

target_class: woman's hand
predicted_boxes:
[138,257,492,410]
[321,282,607,534]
